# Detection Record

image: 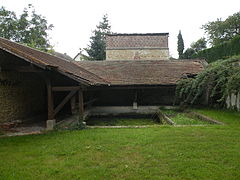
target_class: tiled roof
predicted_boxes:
[107,33,169,36]
[0,38,204,87]
[106,33,169,49]
[0,38,107,85]
[76,60,204,86]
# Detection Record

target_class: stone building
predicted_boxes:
[106,33,169,60]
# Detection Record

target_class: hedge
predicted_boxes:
[196,35,240,63]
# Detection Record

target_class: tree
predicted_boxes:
[202,11,240,46]
[190,37,207,53]
[177,30,184,59]
[84,14,111,60]
[0,4,53,51]
[182,38,207,59]
[0,6,18,40]
[183,48,195,59]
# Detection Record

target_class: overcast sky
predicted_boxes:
[1,0,240,58]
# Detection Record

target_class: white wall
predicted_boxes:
[226,92,240,111]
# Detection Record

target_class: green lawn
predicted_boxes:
[162,110,209,125]
[193,108,240,125]
[86,117,158,126]
[0,109,240,180]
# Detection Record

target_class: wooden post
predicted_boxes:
[78,90,84,120]
[46,78,54,120]
[70,95,76,114]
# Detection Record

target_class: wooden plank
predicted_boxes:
[54,90,77,116]
[52,86,80,91]
[78,90,84,119]
[45,78,54,120]
[86,85,176,91]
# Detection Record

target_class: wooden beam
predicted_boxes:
[45,78,54,120]
[54,90,78,116]
[78,90,84,119]
[86,85,176,91]
[0,65,44,72]
[52,86,81,92]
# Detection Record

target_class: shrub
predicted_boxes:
[196,35,240,63]
[176,56,240,107]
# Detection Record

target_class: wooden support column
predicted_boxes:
[70,95,77,114]
[78,90,84,120]
[45,78,54,120]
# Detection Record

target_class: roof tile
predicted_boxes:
[0,38,107,85]
[76,60,204,86]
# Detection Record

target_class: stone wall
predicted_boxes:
[106,49,169,60]
[0,72,46,123]
[226,93,240,111]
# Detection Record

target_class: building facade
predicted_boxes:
[106,33,169,60]
[0,37,204,128]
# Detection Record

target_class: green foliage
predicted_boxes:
[191,37,207,53]
[183,48,196,59]
[0,4,53,52]
[0,6,18,39]
[202,11,240,46]
[176,56,240,106]
[196,35,240,62]
[177,30,184,59]
[183,38,207,59]
[84,14,111,60]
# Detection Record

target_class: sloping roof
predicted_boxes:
[0,38,204,87]
[76,60,204,86]
[0,38,107,85]
[106,33,169,49]
[107,33,169,36]
[51,51,73,61]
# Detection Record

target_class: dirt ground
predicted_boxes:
[1,120,46,137]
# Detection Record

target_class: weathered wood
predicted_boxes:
[70,95,77,114]
[0,65,44,72]
[78,90,84,119]
[46,78,54,120]
[87,85,176,91]
[52,86,81,91]
[54,90,78,116]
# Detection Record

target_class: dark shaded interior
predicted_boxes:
[88,86,176,106]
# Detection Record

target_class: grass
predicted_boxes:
[0,109,240,180]
[86,117,158,126]
[193,108,240,125]
[162,110,209,125]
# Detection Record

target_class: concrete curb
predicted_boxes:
[189,111,224,125]
[86,125,163,129]
[157,110,175,125]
